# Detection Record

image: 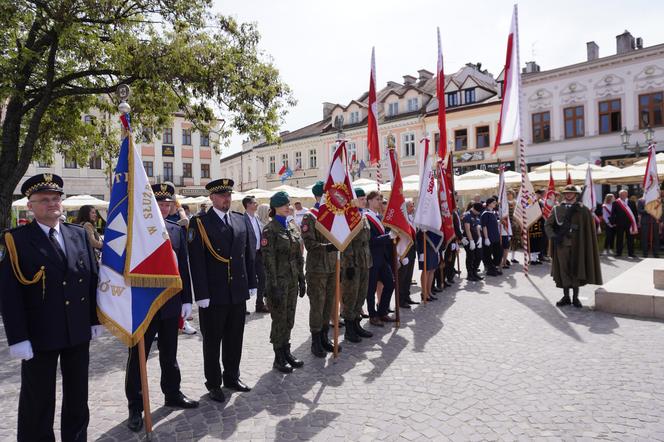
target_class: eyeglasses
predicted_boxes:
[29,196,62,205]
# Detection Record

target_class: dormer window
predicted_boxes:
[407,98,419,112]
[447,92,459,107]
[388,102,399,116]
[464,88,476,104]
[349,111,360,124]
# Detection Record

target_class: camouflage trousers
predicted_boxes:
[307,271,336,333]
[268,281,298,349]
[341,267,369,321]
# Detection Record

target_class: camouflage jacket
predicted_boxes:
[262,219,305,292]
[341,216,372,270]
[301,212,337,273]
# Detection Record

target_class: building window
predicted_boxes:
[84,115,94,125]
[163,128,173,144]
[163,162,173,181]
[89,154,102,169]
[269,156,276,174]
[476,126,490,148]
[564,106,584,138]
[183,162,192,178]
[308,149,317,169]
[402,133,416,157]
[532,111,551,143]
[454,129,468,151]
[349,111,360,124]
[182,129,192,145]
[638,92,663,128]
[37,159,51,168]
[281,153,288,168]
[347,142,357,162]
[200,132,210,147]
[447,92,459,107]
[599,99,621,134]
[201,163,210,179]
[64,154,77,169]
[464,89,476,104]
[143,161,153,177]
[388,102,399,116]
[407,98,419,112]
[294,151,302,169]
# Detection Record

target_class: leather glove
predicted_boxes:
[484,238,491,247]
[401,257,409,266]
[476,240,483,249]
[298,275,306,298]
[324,243,337,253]
[461,237,469,246]
[249,288,258,297]
[197,299,210,309]
[91,325,104,339]
[181,303,192,319]
[346,267,355,280]
[9,340,33,361]
[469,241,476,251]
[451,243,458,251]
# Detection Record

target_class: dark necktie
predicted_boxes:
[49,228,67,263]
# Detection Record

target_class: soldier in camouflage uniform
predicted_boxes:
[341,200,373,343]
[262,191,306,373]
[301,181,339,357]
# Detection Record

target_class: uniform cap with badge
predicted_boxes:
[206,178,234,195]
[21,173,65,198]
[152,182,175,201]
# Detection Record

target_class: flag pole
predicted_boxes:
[393,240,400,327]
[138,337,153,435]
[333,253,341,357]
[423,231,428,304]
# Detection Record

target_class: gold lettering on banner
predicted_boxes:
[98,280,110,292]
[114,172,129,184]
[111,285,125,296]
[147,226,157,235]
[142,184,153,219]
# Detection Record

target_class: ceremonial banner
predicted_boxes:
[383,138,414,259]
[643,143,662,219]
[498,166,511,225]
[542,166,556,219]
[414,138,443,238]
[581,165,596,210]
[436,27,448,159]
[367,47,380,166]
[514,172,542,230]
[437,159,456,246]
[315,141,363,251]
[97,112,182,346]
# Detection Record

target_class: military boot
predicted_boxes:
[572,287,582,308]
[311,332,326,358]
[321,325,341,353]
[354,319,373,338]
[556,288,571,307]
[284,343,304,368]
[344,319,362,343]
[273,347,293,373]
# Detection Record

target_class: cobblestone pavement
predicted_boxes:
[2,254,664,441]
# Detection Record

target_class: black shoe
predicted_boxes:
[245,310,250,315]
[406,298,420,305]
[311,332,326,358]
[467,275,480,282]
[208,387,225,403]
[224,378,251,392]
[432,286,443,293]
[473,273,484,280]
[255,304,270,313]
[486,270,500,276]
[273,348,293,373]
[556,296,571,307]
[320,326,340,353]
[361,312,369,319]
[510,259,519,263]
[344,320,362,343]
[388,309,395,313]
[354,319,374,338]
[443,281,451,288]
[284,344,304,368]
[165,392,199,409]
[572,297,583,308]
[399,303,411,309]
[428,293,439,301]
[127,409,143,433]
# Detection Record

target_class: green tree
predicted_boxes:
[0,0,294,229]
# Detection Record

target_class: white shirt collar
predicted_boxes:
[37,220,60,237]
[212,206,230,221]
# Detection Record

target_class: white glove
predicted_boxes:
[469,241,476,251]
[181,303,192,319]
[476,240,483,249]
[9,340,33,361]
[388,230,397,240]
[197,299,210,309]
[91,325,104,339]
[249,288,257,297]
[484,238,491,247]
[461,237,469,246]
[401,257,409,266]
[451,243,458,251]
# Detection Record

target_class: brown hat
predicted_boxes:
[561,184,581,194]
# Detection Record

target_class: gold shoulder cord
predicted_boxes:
[195,218,231,283]
[4,232,46,299]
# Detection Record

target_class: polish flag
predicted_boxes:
[383,144,414,259]
[436,27,448,160]
[367,47,380,166]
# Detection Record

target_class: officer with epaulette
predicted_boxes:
[262,191,306,373]
[187,178,257,403]
[0,173,101,441]
[301,181,338,357]
[125,182,198,432]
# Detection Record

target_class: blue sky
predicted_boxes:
[214,0,664,157]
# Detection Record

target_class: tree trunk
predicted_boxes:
[0,181,17,231]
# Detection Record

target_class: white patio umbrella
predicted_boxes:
[61,194,109,209]
[11,197,29,209]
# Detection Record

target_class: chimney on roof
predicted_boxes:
[323,102,335,120]
[417,69,434,81]
[587,41,599,61]
[522,61,540,74]
[403,75,416,85]
[387,81,401,88]
[616,30,638,54]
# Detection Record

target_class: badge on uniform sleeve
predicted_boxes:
[187,227,196,243]
[301,223,309,233]
[261,238,268,247]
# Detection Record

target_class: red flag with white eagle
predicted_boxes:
[367,47,380,166]
[315,141,363,251]
[542,166,556,219]
[383,138,413,259]
[436,27,448,160]
[492,6,521,155]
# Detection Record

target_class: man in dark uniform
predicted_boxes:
[125,183,199,432]
[611,189,639,257]
[444,205,463,284]
[463,203,483,281]
[187,178,257,403]
[243,195,269,313]
[397,199,418,307]
[0,173,100,442]
[365,191,395,326]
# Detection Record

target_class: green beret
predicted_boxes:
[270,191,290,208]
[354,188,366,197]
[312,180,325,197]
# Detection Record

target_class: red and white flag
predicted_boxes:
[367,47,380,166]
[581,165,596,210]
[437,159,456,246]
[643,143,662,219]
[383,146,414,259]
[514,172,542,230]
[414,138,443,235]
[315,141,363,251]
[492,6,521,155]
[436,27,448,160]
[542,166,555,219]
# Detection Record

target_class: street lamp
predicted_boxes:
[621,126,655,157]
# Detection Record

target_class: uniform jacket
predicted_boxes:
[341,216,372,270]
[301,212,336,273]
[0,221,99,352]
[610,198,638,228]
[262,219,305,295]
[187,208,257,305]
[366,210,392,268]
[159,220,193,319]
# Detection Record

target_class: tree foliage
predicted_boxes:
[0,0,294,229]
